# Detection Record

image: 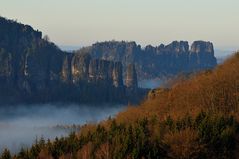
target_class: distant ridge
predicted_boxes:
[76,40,217,79]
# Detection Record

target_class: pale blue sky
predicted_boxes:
[1,0,239,51]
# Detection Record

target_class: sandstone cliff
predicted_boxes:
[0,17,217,104]
[77,40,217,79]
[125,64,138,88]
[0,17,144,104]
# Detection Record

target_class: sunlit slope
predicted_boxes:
[74,52,239,159]
[116,52,239,122]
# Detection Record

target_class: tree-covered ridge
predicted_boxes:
[1,112,237,159]
[2,52,238,158]
[0,16,42,45]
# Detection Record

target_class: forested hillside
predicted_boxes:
[2,52,238,159]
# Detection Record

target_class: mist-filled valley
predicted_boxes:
[0,104,125,152]
[0,78,162,153]
[138,79,163,89]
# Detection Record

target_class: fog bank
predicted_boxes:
[0,104,125,152]
[139,79,162,89]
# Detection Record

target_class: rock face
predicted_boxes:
[0,17,145,104]
[77,40,217,79]
[189,41,216,70]
[125,64,138,88]
[0,17,217,104]
[112,62,123,87]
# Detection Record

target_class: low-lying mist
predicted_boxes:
[0,104,125,152]
[138,79,163,89]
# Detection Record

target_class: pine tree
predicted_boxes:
[1,149,11,159]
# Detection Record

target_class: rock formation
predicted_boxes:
[0,17,145,105]
[125,64,138,88]
[0,17,217,104]
[189,41,217,70]
[77,40,217,79]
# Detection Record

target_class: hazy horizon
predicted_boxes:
[1,0,239,54]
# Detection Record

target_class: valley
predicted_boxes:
[0,104,125,153]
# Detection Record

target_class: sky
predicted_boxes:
[1,0,239,52]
